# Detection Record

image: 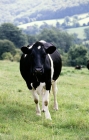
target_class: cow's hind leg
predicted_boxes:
[32,90,41,116]
[52,80,58,110]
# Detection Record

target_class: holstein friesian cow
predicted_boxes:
[20,40,62,120]
[75,65,82,70]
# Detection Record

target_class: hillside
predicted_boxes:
[0,0,89,25]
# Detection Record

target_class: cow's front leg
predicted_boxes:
[42,90,51,120]
[32,89,41,116]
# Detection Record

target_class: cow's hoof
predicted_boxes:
[54,103,58,110]
[46,117,52,121]
[54,107,58,111]
[36,112,41,116]
[36,110,41,116]
[45,112,52,120]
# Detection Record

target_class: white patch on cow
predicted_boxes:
[42,90,51,120]
[38,46,41,49]
[36,82,45,94]
[31,82,51,119]
[24,54,27,57]
[39,40,46,43]
[48,54,54,79]
[31,89,41,116]
[31,83,45,116]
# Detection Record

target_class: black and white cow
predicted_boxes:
[20,40,62,120]
[75,65,82,70]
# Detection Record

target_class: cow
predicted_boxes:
[20,40,62,120]
[87,60,89,70]
[75,65,82,70]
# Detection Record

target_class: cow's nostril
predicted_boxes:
[34,68,43,74]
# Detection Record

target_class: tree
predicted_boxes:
[56,21,60,28]
[13,48,22,62]
[23,25,39,35]
[61,22,67,29]
[73,15,78,20]
[37,28,73,52]
[1,52,13,61]
[64,16,70,25]
[0,39,16,59]
[0,23,28,48]
[72,33,82,44]
[87,22,89,26]
[27,35,38,45]
[84,28,89,40]
[40,22,51,29]
[60,32,73,52]
[72,15,79,27]
[68,45,88,66]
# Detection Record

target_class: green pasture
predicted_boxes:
[0,61,89,140]
[18,18,64,29]
[66,26,89,39]
[18,13,89,40]
[18,13,89,29]
[78,17,89,26]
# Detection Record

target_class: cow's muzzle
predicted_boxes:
[34,67,43,75]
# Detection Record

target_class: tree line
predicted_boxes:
[0,23,89,66]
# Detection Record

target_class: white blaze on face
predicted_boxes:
[38,46,41,49]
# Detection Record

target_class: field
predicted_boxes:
[18,13,89,29]
[18,19,64,29]
[0,61,89,140]
[66,26,89,39]
[18,13,89,40]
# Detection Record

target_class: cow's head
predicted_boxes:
[21,40,56,76]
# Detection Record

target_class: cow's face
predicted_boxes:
[30,43,47,75]
[21,41,56,76]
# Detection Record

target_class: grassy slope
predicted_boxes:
[66,26,89,39]
[0,61,89,140]
[18,13,89,39]
[18,13,89,29]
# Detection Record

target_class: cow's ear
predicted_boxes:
[21,47,29,54]
[39,41,56,54]
[45,46,56,54]
[21,46,32,54]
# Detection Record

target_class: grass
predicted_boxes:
[18,13,89,40]
[18,18,64,29]
[0,60,89,140]
[66,26,89,39]
[18,13,89,29]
